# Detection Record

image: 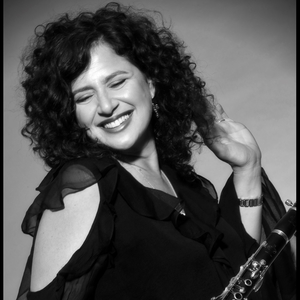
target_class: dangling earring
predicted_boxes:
[152,102,160,118]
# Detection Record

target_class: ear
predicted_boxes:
[147,79,155,99]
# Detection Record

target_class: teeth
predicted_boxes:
[104,114,130,129]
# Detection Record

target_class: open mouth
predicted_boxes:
[99,110,133,129]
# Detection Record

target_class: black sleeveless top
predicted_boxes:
[16,157,296,300]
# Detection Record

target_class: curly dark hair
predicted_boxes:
[21,2,216,181]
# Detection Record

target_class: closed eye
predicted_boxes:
[75,94,93,104]
[109,79,126,89]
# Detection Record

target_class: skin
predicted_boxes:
[31,42,262,291]
[73,42,174,193]
[206,104,262,242]
[73,42,156,157]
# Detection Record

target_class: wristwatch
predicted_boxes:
[239,195,263,207]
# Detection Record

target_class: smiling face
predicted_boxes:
[72,43,156,156]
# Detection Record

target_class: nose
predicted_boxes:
[96,91,118,116]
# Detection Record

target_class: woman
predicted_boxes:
[17,2,295,300]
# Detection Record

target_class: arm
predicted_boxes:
[205,104,262,242]
[30,183,100,292]
[233,165,262,242]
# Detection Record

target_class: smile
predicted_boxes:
[104,114,130,129]
[99,110,133,130]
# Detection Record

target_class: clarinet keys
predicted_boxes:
[249,259,267,279]
[211,200,296,300]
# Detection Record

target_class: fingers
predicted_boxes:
[216,118,226,124]
[214,103,230,122]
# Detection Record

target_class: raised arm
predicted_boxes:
[205,104,262,242]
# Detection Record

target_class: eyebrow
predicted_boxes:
[72,70,129,95]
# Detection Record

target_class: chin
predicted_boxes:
[92,127,152,154]
[104,137,137,152]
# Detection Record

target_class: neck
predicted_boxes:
[118,156,178,198]
[117,140,161,176]
[115,135,178,196]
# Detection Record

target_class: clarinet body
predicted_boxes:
[211,200,296,300]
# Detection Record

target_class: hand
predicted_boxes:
[205,103,261,174]
[206,104,263,243]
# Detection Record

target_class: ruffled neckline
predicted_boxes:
[18,157,296,300]
[22,157,230,280]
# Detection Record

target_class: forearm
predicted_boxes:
[233,165,262,243]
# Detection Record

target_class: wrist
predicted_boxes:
[233,164,262,199]
[239,194,263,207]
[232,158,261,175]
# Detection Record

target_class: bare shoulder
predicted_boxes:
[30,183,100,292]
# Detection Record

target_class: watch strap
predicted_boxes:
[239,195,263,207]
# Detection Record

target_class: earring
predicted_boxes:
[152,102,160,118]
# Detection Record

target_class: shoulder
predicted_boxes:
[22,156,118,236]
[30,174,101,291]
[36,156,117,204]
[29,156,119,291]
[38,157,107,190]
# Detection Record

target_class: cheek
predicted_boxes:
[75,106,93,127]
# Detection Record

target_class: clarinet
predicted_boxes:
[211,200,296,300]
